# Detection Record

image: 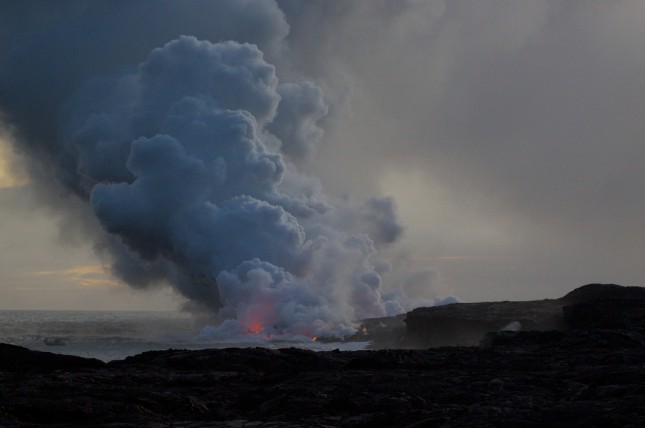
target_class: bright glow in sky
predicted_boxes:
[0,174,180,310]
[0,137,27,188]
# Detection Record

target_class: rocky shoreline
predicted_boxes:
[366,283,645,348]
[2,284,645,427]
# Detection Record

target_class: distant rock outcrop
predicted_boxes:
[403,283,645,347]
[560,283,645,304]
[404,299,565,347]
[561,284,645,330]
[0,343,104,373]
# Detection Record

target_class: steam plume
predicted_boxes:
[0,3,407,336]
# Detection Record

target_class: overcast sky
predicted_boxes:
[0,0,643,312]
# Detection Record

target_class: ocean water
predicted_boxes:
[0,310,368,362]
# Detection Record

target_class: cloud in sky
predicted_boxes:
[290,0,645,300]
[0,185,181,310]
[0,0,643,319]
[0,137,28,188]
[0,2,409,335]
[27,265,122,288]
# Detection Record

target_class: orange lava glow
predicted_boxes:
[248,322,262,334]
[311,336,318,342]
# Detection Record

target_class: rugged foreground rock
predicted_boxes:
[2,283,645,427]
[2,331,645,426]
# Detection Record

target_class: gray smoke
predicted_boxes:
[0,2,412,336]
[6,1,638,329]
[278,0,645,301]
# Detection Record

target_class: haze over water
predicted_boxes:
[0,310,368,362]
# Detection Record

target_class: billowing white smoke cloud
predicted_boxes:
[0,1,463,337]
[3,0,643,316]
[266,82,329,162]
[58,36,405,336]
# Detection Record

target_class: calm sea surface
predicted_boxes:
[0,310,367,361]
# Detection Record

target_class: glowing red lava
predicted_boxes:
[248,322,262,334]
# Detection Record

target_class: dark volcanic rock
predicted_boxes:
[560,283,645,331]
[2,333,645,427]
[404,283,645,347]
[560,283,645,304]
[3,284,645,427]
[0,343,104,373]
[563,299,645,330]
[405,299,566,347]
